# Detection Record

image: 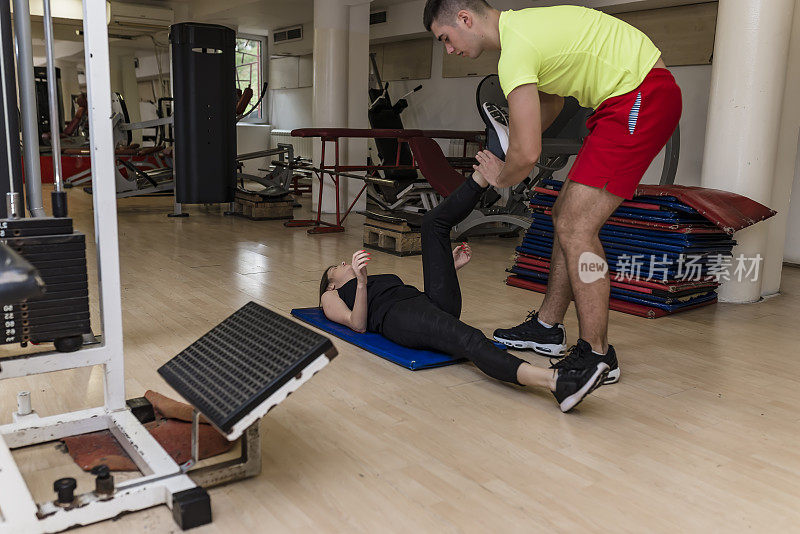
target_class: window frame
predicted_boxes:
[235,33,268,124]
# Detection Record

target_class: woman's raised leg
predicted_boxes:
[421,176,487,318]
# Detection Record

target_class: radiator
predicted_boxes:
[270,129,313,160]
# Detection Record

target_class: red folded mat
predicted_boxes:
[633,184,776,234]
[506,275,718,318]
[531,184,776,234]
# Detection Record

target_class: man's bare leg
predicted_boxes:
[551,180,624,353]
[538,226,575,326]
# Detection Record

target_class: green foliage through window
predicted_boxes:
[235,37,263,119]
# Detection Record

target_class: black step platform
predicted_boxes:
[158,302,337,438]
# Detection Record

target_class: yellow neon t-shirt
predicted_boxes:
[497,6,662,109]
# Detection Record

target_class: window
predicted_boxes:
[235,35,267,122]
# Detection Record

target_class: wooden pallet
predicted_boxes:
[232,194,294,220]
[363,218,421,256]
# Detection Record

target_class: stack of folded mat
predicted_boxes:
[506,179,762,318]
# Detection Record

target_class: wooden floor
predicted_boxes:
[2,187,799,533]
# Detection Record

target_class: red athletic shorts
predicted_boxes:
[567,68,682,199]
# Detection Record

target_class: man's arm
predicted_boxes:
[475,83,542,188]
[499,83,542,187]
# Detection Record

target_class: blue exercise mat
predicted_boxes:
[291,307,477,370]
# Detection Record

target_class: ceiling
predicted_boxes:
[40,0,422,64]
[155,0,415,33]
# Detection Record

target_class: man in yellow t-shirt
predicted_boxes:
[424,0,682,386]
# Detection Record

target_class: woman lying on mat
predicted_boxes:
[318,173,609,413]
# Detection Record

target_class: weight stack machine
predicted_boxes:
[170,23,237,214]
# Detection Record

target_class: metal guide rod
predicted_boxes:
[0,0,21,217]
[43,0,67,217]
[42,0,62,192]
[11,0,44,217]
[191,409,199,464]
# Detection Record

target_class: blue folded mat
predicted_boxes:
[292,307,483,370]
[509,269,718,311]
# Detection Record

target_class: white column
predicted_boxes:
[700,0,795,302]
[345,2,370,214]
[762,1,800,294]
[311,0,371,214]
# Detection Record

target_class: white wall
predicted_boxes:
[55,60,81,121]
[237,123,272,175]
[134,49,170,81]
[385,45,484,132]
[269,88,313,130]
[268,22,314,130]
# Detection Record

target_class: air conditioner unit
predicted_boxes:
[370,11,387,25]
[273,25,303,44]
[110,2,174,34]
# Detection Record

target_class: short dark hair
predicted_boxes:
[319,266,335,306]
[423,0,491,31]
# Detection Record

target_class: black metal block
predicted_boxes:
[171,487,212,530]
[126,397,155,424]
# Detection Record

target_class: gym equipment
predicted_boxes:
[236,144,297,199]
[170,22,237,206]
[368,52,424,204]
[34,66,63,143]
[408,135,530,238]
[0,0,24,219]
[160,302,337,438]
[0,244,44,303]
[63,92,175,199]
[11,0,45,217]
[0,229,93,351]
[0,6,338,531]
[291,307,463,370]
[287,128,483,234]
[42,0,67,217]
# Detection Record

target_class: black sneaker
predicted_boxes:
[493,311,567,356]
[550,339,620,385]
[552,362,610,413]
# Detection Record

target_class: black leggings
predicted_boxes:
[380,178,526,385]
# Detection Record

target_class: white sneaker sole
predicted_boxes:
[603,367,620,385]
[482,102,509,155]
[560,363,610,413]
[493,336,566,356]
